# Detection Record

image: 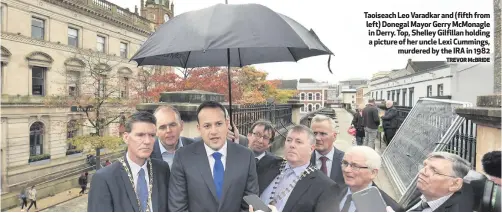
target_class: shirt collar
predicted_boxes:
[158,138,184,154]
[420,193,454,211]
[285,161,310,176]
[204,141,228,158]
[315,147,334,161]
[126,152,147,176]
[256,152,266,160]
[347,183,373,195]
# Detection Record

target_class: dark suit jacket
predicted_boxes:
[150,137,194,160]
[310,148,345,186]
[256,152,282,177]
[168,141,259,212]
[258,158,341,212]
[87,156,170,212]
[405,187,474,212]
[321,183,403,212]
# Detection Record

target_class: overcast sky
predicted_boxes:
[109,0,494,83]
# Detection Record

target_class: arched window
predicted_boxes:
[315,104,321,110]
[308,93,313,100]
[316,93,321,100]
[308,104,313,112]
[300,93,305,100]
[301,104,305,112]
[30,122,44,156]
[67,120,78,150]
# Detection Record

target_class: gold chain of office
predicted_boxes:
[268,160,316,205]
[118,158,154,212]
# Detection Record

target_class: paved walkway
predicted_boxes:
[6,187,87,212]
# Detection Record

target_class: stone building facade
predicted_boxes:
[0,0,172,195]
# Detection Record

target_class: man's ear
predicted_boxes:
[179,120,184,131]
[122,132,129,144]
[449,178,464,192]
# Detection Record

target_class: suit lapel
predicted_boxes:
[120,156,140,212]
[194,143,218,201]
[150,161,159,212]
[282,172,316,212]
[330,148,343,182]
[258,160,281,195]
[220,143,239,209]
[310,152,316,166]
[151,139,161,160]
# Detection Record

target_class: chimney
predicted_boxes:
[135,5,138,14]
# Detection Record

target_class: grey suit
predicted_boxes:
[310,147,345,186]
[150,137,194,161]
[168,141,259,212]
[87,156,170,212]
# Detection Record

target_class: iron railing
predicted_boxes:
[230,103,293,136]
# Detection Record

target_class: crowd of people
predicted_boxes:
[83,100,500,212]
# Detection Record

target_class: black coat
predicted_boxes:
[351,113,365,137]
[381,107,398,129]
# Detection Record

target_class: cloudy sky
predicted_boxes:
[109,0,494,83]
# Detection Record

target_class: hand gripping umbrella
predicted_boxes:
[131,3,334,128]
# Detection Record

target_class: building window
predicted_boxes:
[30,122,44,156]
[31,17,45,40]
[402,89,407,106]
[67,120,78,150]
[308,104,313,112]
[300,93,305,100]
[67,71,80,96]
[409,87,414,106]
[427,85,432,97]
[387,91,390,100]
[315,93,321,101]
[315,104,321,110]
[120,77,129,98]
[97,35,106,53]
[380,91,383,100]
[391,91,395,101]
[99,74,106,97]
[308,93,313,100]
[120,42,128,58]
[301,104,305,112]
[68,27,79,47]
[396,90,400,106]
[32,66,46,96]
[437,84,444,96]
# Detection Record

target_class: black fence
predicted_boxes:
[230,103,293,136]
[393,106,478,168]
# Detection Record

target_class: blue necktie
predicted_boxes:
[137,168,148,211]
[212,152,224,200]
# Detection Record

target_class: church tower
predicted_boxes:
[140,0,175,29]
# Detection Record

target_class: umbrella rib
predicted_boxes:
[237,48,242,67]
[183,51,192,68]
[287,47,298,62]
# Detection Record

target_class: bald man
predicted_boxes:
[381,100,398,145]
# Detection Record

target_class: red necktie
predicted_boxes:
[320,156,328,175]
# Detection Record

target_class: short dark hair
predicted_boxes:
[249,120,276,142]
[482,151,501,178]
[196,101,227,123]
[125,111,157,133]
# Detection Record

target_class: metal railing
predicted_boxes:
[230,103,293,136]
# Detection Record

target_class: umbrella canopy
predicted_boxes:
[130,3,334,128]
[131,3,334,69]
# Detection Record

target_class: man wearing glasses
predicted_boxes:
[319,146,401,211]
[310,115,345,185]
[247,120,282,175]
[388,152,474,212]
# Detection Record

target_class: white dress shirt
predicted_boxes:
[204,142,228,176]
[407,194,453,212]
[256,152,266,161]
[315,147,335,177]
[126,153,153,212]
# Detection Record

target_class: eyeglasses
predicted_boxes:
[251,132,271,140]
[418,164,457,178]
[341,160,369,171]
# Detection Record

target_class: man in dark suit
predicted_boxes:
[88,111,170,212]
[381,100,398,145]
[168,101,259,212]
[150,105,194,168]
[246,120,282,175]
[310,114,345,185]
[259,125,340,212]
[318,145,401,212]
[388,152,473,212]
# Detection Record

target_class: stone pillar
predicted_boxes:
[287,97,303,125]
[456,95,501,173]
[136,90,228,139]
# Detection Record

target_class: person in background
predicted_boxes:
[78,172,88,195]
[26,186,37,212]
[362,99,380,149]
[381,100,398,145]
[105,159,111,167]
[351,107,365,146]
[19,186,28,211]
[247,120,282,176]
[481,150,501,185]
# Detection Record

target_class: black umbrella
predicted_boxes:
[131,3,334,127]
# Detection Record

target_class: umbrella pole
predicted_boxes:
[227,48,234,133]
